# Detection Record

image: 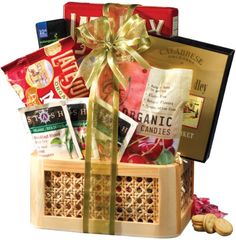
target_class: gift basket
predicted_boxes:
[1,2,234,238]
[30,154,193,237]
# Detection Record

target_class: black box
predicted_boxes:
[142,35,234,162]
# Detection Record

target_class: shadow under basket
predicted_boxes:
[31,155,194,238]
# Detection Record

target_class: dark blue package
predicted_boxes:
[36,19,69,48]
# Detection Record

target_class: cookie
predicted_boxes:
[214,218,233,236]
[203,213,217,233]
[192,214,205,225]
[193,224,205,232]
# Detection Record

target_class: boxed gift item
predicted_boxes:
[63,2,178,58]
[142,35,234,162]
[1,2,234,239]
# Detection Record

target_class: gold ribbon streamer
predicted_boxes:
[77,3,151,234]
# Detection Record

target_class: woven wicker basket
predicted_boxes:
[30,155,194,237]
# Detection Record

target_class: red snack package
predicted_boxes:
[64,2,178,58]
[1,37,89,106]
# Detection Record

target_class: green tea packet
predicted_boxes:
[19,101,83,160]
[93,98,138,162]
[44,97,138,161]
[66,98,99,159]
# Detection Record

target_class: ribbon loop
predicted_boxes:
[76,6,150,89]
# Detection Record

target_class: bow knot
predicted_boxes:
[105,41,114,50]
[76,5,151,90]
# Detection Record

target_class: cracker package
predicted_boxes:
[1,37,89,107]
[19,101,83,159]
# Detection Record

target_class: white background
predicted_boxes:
[0,0,235,239]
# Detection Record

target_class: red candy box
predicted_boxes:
[64,2,178,58]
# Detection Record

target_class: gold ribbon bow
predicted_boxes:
[77,4,150,89]
[76,3,150,235]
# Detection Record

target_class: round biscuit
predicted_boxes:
[214,218,233,236]
[192,214,205,224]
[193,224,205,232]
[192,222,203,227]
[203,213,217,233]
[192,221,204,228]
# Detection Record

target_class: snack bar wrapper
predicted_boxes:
[1,37,89,107]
